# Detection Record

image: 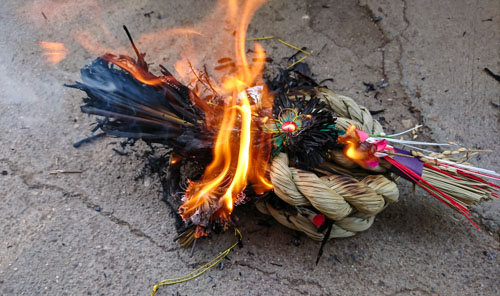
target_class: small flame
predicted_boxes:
[338,124,378,168]
[39,41,67,64]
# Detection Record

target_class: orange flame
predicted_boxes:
[39,41,67,64]
[338,124,377,167]
[342,125,364,160]
[36,0,274,235]
[177,0,272,234]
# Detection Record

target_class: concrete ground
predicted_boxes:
[1,0,499,295]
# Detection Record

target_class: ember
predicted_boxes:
[337,124,379,168]
[281,121,297,133]
[39,41,67,64]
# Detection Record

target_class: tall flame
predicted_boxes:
[38,0,274,236]
[179,0,273,236]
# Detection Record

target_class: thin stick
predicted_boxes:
[381,48,387,82]
[189,238,197,257]
[385,125,423,137]
[375,137,450,146]
[202,65,220,97]
[316,221,333,265]
[187,61,219,97]
[73,132,106,148]
[277,39,311,55]
[49,170,83,174]
[123,25,141,59]
[465,149,493,153]
[246,36,275,41]
[401,143,435,154]
[287,56,307,69]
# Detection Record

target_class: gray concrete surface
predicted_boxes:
[1,0,499,295]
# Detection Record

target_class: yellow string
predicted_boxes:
[277,39,311,55]
[246,36,275,41]
[151,228,242,296]
[246,36,311,68]
[246,36,311,55]
[287,56,308,69]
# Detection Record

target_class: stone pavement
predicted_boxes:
[1,1,498,295]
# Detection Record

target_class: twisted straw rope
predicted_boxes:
[294,87,384,135]
[260,88,399,241]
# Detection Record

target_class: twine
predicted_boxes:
[263,153,399,241]
[151,228,242,295]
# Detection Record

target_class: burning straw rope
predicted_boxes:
[258,87,497,239]
[257,87,398,240]
[66,15,498,296]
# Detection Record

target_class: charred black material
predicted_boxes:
[266,64,318,93]
[267,69,342,170]
[68,27,344,243]
[67,26,213,154]
[73,132,106,148]
[67,56,213,154]
[286,97,341,169]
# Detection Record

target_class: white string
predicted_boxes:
[400,143,435,154]
[369,137,450,146]
[386,124,423,137]
[427,157,500,179]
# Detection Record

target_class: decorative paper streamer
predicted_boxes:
[390,148,424,182]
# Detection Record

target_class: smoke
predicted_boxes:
[0,51,80,130]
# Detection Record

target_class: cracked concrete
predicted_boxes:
[1,0,499,295]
